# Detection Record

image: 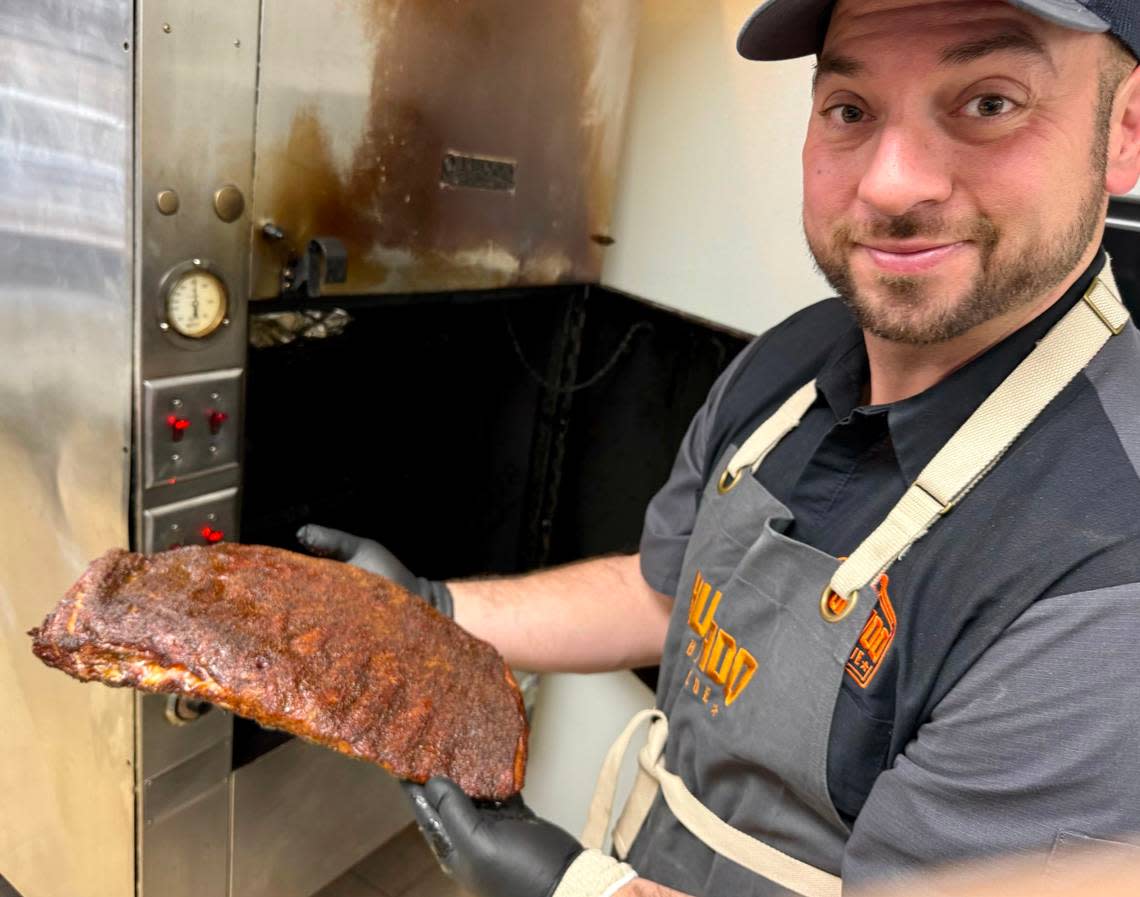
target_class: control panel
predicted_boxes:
[143,369,242,488]
[144,488,239,553]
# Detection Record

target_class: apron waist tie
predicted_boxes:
[582,710,843,897]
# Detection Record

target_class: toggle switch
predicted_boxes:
[166,414,191,442]
[143,488,238,553]
[144,370,242,487]
[207,410,229,435]
[200,525,225,544]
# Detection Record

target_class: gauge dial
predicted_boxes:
[165,268,228,338]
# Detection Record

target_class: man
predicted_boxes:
[300,0,1140,894]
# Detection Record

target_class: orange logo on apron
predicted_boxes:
[845,573,896,688]
[682,571,758,715]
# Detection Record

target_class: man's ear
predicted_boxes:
[1106,64,1140,196]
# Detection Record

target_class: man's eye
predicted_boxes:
[962,94,1012,117]
[826,104,866,124]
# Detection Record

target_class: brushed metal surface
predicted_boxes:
[250,0,638,298]
[0,2,136,896]
[140,779,231,897]
[140,691,233,780]
[231,738,412,897]
[136,0,257,381]
[144,738,233,825]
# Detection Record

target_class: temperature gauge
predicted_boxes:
[161,260,228,339]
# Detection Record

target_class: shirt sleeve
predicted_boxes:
[638,340,759,598]
[842,583,1140,890]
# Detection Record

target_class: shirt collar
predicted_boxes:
[816,249,1108,484]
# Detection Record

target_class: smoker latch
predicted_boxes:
[287,237,348,298]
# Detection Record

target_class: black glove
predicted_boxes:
[296,524,454,617]
[405,777,584,897]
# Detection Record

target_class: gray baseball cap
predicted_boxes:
[738,0,1139,61]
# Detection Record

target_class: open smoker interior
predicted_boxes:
[233,282,749,766]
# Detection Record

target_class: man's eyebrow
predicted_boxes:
[812,54,865,91]
[939,30,1055,71]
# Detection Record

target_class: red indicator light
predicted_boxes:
[166,414,191,442]
[200,526,225,544]
[208,410,229,435]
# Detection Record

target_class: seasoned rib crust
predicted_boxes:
[29,545,527,799]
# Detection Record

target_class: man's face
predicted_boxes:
[802,0,1117,344]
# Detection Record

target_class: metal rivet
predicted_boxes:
[171,398,182,407]
[222,318,231,327]
[233,38,241,48]
[717,469,741,495]
[159,322,170,332]
[213,184,245,223]
[192,258,202,266]
[162,22,171,33]
[210,392,220,401]
[171,453,181,462]
[207,513,217,521]
[208,445,218,455]
[820,586,858,623]
[155,189,179,215]
[170,524,180,532]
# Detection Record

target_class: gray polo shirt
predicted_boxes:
[640,250,1140,885]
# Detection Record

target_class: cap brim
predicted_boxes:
[737,0,1109,61]
[737,0,835,61]
[1005,0,1109,32]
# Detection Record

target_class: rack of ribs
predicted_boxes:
[29,544,527,799]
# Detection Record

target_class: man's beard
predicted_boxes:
[806,80,1113,346]
[805,196,1101,345]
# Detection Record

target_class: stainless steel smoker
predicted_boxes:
[0,2,637,895]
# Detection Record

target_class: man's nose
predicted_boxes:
[856,124,952,218]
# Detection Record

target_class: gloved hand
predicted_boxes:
[296,524,454,617]
[405,778,635,897]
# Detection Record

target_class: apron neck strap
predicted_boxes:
[719,379,818,492]
[714,261,1129,602]
[830,265,1128,600]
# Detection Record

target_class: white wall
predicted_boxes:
[524,672,655,840]
[602,0,831,336]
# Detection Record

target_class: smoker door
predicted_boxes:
[0,2,136,896]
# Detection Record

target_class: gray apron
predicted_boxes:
[624,440,874,896]
[578,265,1128,897]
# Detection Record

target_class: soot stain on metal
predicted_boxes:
[256,0,622,297]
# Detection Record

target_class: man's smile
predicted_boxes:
[855,240,970,274]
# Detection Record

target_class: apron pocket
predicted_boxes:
[827,687,893,825]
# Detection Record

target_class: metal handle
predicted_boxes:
[164,695,214,725]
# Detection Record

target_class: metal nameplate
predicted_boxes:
[441,152,517,192]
